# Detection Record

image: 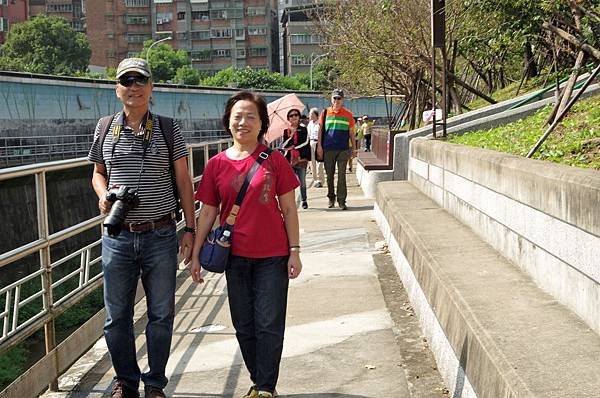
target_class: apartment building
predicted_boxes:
[85,0,279,74]
[279,0,323,76]
[0,0,28,45]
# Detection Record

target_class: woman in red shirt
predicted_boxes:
[190,91,302,398]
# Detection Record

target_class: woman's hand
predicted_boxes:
[189,256,204,284]
[288,252,302,279]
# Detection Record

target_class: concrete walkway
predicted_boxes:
[43,162,445,398]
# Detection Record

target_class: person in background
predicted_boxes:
[281,108,311,209]
[299,114,309,128]
[307,108,324,188]
[348,116,363,172]
[190,91,302,398]
[88,57,195,398]
[362,115,373,152]
[316,89,356,210]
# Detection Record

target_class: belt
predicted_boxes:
[122,213,174,233]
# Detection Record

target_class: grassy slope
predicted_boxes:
[448,93,600,170]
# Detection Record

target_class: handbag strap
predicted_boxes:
[225,147,272,225]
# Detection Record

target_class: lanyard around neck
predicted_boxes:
[106,111,154,189]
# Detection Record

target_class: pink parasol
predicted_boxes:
[264,93,305,143]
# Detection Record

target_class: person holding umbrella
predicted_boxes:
[190,91,302,398]
[281,108,311,209]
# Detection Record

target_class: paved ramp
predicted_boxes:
[43,166,439,398]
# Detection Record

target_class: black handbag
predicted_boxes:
[199,148,272,273]
[315,108,327,162]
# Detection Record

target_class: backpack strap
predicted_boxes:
[320,108,328,138]
[97,114,117,158]
[157,115,183,221]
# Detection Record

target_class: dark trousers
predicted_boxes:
[364,134,372,151]
[324,149,350,205]
[102,223,178,391]
[226,255,289,393]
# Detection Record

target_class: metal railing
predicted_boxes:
[0,130,229,169]
[0,138,231,396]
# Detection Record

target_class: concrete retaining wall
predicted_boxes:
[407,138,600,334]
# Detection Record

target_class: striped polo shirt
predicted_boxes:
[320,106,355,150]
[87,111,188,223]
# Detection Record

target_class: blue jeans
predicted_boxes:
[101,222,178,391]
[226,255,289,394]
[292,165,307,202]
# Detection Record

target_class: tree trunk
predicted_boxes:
[524,40,538,78]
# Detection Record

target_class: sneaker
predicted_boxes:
[314,181,323,188]
[112,380,139,398]
[257,392,273,398]
[243,384,258,398]
[328,199,335,208]
[340,204,348,210]
[144,385,165,398]
[301,201,308,209]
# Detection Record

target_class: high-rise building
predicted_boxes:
[280,1,323,76]
[0,0,28,45]
[28,0,85,32]
[86,0,279,75]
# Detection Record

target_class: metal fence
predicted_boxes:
[0,138,231,396]
[0,130,229,169]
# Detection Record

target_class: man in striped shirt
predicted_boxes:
[316,88,356,210]
[88,58,195,398]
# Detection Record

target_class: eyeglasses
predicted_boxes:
[333,97,342,100]
[118,75,149,87]
[288,113,300,118]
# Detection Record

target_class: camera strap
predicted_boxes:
[106,111,154,192]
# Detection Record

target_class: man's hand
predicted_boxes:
[179,232,194,264]
[99,196,113,214]
[189,256,204,284]
[317,145,323,159]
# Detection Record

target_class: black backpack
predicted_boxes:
[96,113,182,221]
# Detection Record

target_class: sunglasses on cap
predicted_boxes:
[118,75,149,87]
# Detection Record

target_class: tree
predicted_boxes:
[138,40,188,83]
[200,67,308,90]
[0,15,90,75]
[174,65,203,85]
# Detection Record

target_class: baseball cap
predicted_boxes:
[332,88,345,98]
[116,58,152,79]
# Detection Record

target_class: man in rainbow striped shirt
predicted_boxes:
[316,88,356,210]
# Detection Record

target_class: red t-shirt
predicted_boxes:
[195,144,300,258]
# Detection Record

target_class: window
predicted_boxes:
[213,49,231,58]
[127,34,151,43]
[247,26,267,36]
[153,0,172,3]
[290,33,322,45]
[125,0,149,6]
[211,28,232,38]
[191,10,209,21]
[236,48,246,58]
[246,6,265,16]
[176,31,187,40]
[177,11,185,20]
[248,47,267,57]
[235,28,245,40]
[191,49,212,61]
[291,54,309,65]
[191,30,210,40]
[210,9,227,19]
[125,15,148,24]
[46,3,73,12]
[156,12,172,24]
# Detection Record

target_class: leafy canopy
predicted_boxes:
[138,39,188,83]
[0,15,90,75]
[200,66,308,90]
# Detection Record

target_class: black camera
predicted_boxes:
[103,185,140,237]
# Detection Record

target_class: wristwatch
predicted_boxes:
[183,226,196,235]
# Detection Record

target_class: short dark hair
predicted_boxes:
[286,108,301,119]
[222,91,270,142]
